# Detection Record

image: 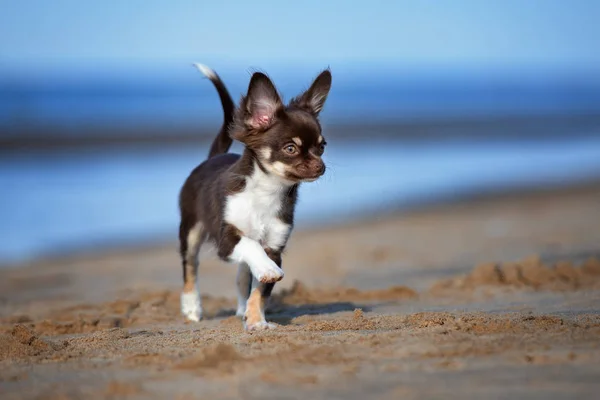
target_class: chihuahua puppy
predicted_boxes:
[178,64,332,330]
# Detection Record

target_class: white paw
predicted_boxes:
[245,321,278,332]
[255,262,284,284]
[181,291,203,322]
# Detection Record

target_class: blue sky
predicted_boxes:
[1,0,599,74]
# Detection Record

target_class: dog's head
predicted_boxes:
[231,69,332,183]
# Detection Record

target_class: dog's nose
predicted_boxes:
[318,163,326,175]
[313,161,325,175]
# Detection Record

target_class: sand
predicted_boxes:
[1,184,600,399]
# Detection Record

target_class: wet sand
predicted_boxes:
[1,184,600,399]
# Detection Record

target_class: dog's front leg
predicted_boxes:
[243,249,282,331]
[218,224,284,284]
[217,225,283,331]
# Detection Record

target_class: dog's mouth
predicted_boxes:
[301,175,321,182]
[286,171,324,183]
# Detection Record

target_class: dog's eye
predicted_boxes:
[283,144,298,155]
[316,142,326,154]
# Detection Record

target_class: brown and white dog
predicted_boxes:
[178,64,332,330]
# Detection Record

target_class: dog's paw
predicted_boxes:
[256,263,284,284]
[245,321,278,332]
[181,291,203,322]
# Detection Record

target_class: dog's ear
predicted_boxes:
[242,72,283,131]
[290,69,332,116]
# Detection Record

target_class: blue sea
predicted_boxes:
[1,68,600,265]
[2,135,600,265]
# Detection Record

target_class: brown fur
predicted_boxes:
[245,288,265,327]
[178,66,332,328]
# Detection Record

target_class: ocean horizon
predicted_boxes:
[2,66,600,135]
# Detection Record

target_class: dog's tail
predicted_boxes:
[193,63,235,159]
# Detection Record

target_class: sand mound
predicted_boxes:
[2,282,417,337]
[402,312,582,335]
[272,280,417,306]
[1,291,236,336]
[431,255,600,295]
[0,324,63,361]
[299,310,600,336]
[305,308,378,331]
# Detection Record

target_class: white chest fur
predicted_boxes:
[224,165,292,251]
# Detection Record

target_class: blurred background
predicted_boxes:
[1,0,600,265]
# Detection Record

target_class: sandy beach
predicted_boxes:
[1,183,600,399]
[3,1,600,398]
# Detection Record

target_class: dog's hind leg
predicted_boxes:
[235,263,252,317]
[180,220,206,321]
